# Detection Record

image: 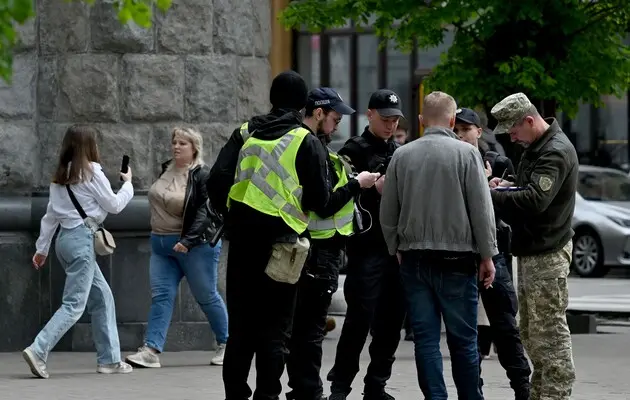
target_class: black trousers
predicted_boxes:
[286,244,342,400]
[479,253,531,400]
[223,240,298,400]
[327,249,405,396]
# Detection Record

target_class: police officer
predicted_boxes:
[327,89,406,400]
[454,107,531,400]
[286,88,380,400]
[208,71,333,400]
[489,93,579,400]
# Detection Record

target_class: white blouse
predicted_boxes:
[35,162,134,255]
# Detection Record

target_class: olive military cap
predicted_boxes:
[490,92,535,134]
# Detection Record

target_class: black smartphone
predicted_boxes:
[120,155,130,181]
[372,163,384,174]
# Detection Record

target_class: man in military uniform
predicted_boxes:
[489,93,579,400]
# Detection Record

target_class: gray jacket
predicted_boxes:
[379,127,498,259]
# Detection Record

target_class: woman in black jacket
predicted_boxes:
[126,127,228,368]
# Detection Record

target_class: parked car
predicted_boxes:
[572,165,630,277]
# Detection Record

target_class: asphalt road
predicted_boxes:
[330,270,630,316]
[568,274,630,313]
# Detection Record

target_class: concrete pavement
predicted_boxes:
[1,320,629,399]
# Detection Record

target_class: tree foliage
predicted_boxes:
[281,0,630,118]
[0,0,172,83]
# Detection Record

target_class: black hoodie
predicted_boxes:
[207,108,331,241]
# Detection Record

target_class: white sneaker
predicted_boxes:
[97,361,133,374]
[22,347,49,379]
[211,343,226,366]
[125,346,161,368]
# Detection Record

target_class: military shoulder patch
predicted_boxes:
[538,175,553,192]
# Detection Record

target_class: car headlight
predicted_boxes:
[607,216,630,228]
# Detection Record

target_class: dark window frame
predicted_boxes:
[293,25,417,139]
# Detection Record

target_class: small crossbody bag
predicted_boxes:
[65,185,116,256]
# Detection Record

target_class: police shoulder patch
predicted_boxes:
[538,175,553,192]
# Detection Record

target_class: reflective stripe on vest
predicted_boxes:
[240,122,251,142]
[307,152,355,238]
[228,128,310,233]
[307,212,354,231]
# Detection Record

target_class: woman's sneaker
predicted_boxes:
[125,346,161,368]
[97,361,133,374]
[211,343,226,366]
[22,347,49,379]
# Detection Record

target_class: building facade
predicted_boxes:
[0,0,278,352]
[290,18,630,168]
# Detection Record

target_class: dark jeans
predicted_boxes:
[286,245,342,400]
[400,250,482,400]
[477,325,492,356]
[327,249,405,396]
[223,240,298,400]
[479,254,531,400]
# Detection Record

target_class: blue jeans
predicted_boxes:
[400,250,482,400]
[31,225,121,365]
[145,234,228,352]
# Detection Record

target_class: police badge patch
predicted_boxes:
[539,175,553,192]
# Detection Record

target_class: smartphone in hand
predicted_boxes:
[120,155,130,181]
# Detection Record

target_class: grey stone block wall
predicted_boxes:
[0,0,271,352]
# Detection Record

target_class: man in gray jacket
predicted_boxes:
[380,91,497,400]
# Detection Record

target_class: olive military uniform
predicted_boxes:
[490,93,579,400]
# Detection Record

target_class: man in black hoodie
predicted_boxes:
[454,107,531,400]
[208,71,332,400]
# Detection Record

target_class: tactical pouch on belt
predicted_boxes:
[265,237,311,284]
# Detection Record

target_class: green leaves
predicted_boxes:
[281,0,630,118]
[0,0,34,82]
[0,0,173,83]
[112,0,164,28]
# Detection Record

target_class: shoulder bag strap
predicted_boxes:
[65,185,88,219]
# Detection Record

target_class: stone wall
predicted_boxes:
[0,0,271,352]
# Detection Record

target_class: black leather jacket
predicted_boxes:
[160,160,211,249]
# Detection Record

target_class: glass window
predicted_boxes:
[329,36,351,147]
[578,169,630,201]
[296,34,320,88]
[570,102,592,156]
[357,34,379,133]
[599,94,629,166]
[387,41,411,123]
[417,30,454,70]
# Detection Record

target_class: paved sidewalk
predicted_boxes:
[0,324,629,399]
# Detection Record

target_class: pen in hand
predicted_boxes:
[499,169,507,184]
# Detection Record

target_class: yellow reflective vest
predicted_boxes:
[227,126,310,234]
[307,152,355,239]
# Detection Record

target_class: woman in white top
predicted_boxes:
[23,125,135,379]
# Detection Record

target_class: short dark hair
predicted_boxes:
[304,105,332,118]
[397,117,409,132]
